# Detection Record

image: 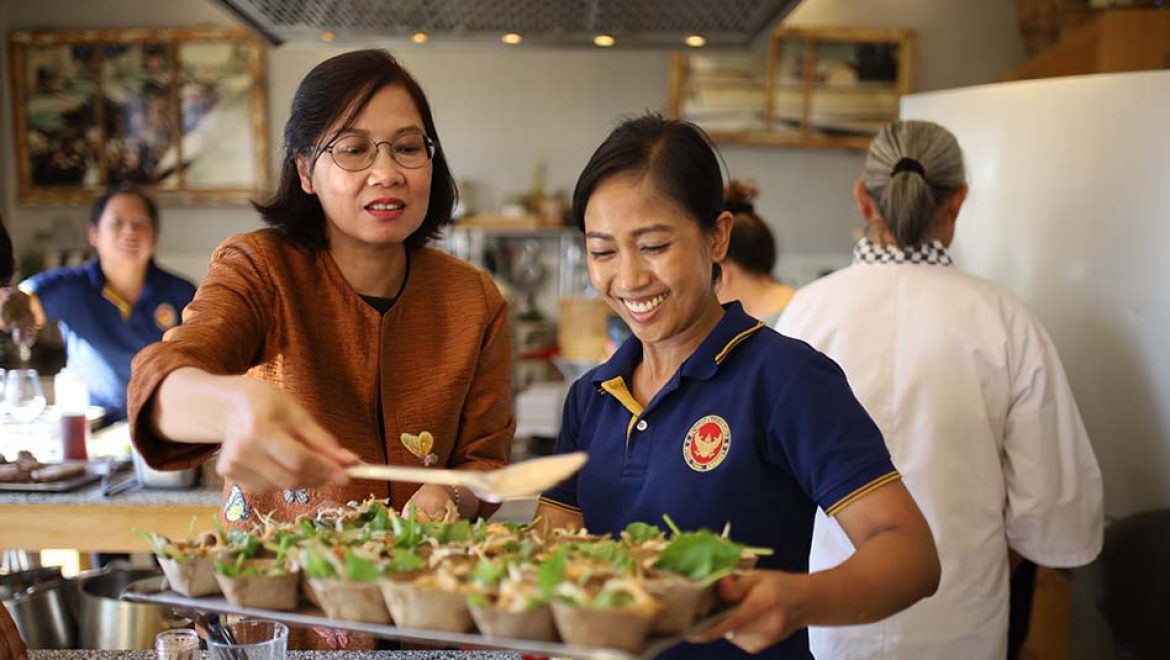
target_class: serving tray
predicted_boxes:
[0,460,102,492]
[122,576,723,660]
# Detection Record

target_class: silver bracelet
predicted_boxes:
[447,484,462,512]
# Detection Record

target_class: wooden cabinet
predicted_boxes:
[1006,9,1170,80]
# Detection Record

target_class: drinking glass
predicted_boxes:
[207,619,288,660]
[4,369,46,423]
[10,326,35,366]
[155,628,199,660]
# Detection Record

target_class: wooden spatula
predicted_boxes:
[345,452,588,502]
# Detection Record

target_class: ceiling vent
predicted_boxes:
[214,0,801,48]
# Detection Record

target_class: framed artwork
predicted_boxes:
[9,27,268,205]
[670,26,916,150]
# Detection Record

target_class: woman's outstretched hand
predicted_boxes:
[215,377,359,492]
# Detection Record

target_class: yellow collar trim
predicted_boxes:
[714,322,765,365]
[600,376,644,416]
[600,376,645,442]
[101,285,133,320]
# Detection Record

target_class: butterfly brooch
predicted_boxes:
[400,430,439,466]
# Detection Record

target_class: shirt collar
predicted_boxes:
[852,236,954,267]
[590,301,764,387]
[86,259,163,304]
[84,259,106,290]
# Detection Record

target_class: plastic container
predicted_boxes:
[54,368,89,460]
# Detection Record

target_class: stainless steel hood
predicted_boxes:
[213,0,802,48]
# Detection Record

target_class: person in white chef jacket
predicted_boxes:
[777,120,1104,659]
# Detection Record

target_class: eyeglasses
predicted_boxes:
[320,133,436,171]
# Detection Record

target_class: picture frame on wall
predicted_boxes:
[670,26,916,150]
[9,27,268,205]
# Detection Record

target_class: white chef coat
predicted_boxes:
[777,239,1104,660]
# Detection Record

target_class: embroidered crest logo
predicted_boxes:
[154,303,177,331]
[683,415,731,472]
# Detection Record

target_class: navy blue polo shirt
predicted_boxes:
[541,302,898,660]
[24,260,196,421]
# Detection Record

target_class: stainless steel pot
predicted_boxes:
[79,566,188,649]
[0,567,75,649]
[132,448,200,489]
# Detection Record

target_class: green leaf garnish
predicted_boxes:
[592,589,635,610]
[301,546,338,579]
[343,549,383,581]
[469,558,506,588]
[622,522,662,544]
[653,523,744,582]
[385,548,423,574]
[537,547,567,600]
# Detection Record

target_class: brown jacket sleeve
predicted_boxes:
[127,234,273,470]
[0,600,28,660]
[450,272,515,515]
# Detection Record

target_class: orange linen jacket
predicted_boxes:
[127,229,514,527]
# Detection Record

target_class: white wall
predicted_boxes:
[0,0,1026,284]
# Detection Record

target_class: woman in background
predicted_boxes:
[537,115,939,659]
[778,120,1103,659]
[0,186,196,421]
[715,180,795,326]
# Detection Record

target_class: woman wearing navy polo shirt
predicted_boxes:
[536,115,940,658]
[0,186,195,421]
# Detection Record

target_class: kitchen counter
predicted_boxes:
[0,481,538,552]
[30,652,522,659]
[0,483,221,552]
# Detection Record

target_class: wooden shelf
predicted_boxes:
[671,25,916,151]
[1006,9,1170,81]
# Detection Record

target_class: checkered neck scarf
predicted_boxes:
[852,237,954,267]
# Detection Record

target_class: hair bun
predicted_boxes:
[724,179,758,214]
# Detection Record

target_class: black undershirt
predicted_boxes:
[358,250,410,315]
[360,294,397,314]
[361,252,411,463]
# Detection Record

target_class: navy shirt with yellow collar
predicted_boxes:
[541,301,899,660]
[23,260,196,421]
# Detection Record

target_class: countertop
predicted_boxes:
[0,480,537,552]
[0,483,535,519]
[0,482,222,552]
[0,481,222,507]
[29,652,522,659]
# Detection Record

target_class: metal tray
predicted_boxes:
[122,576,723,660]
[0,461,102,492]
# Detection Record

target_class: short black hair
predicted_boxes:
[89,184,160,232]
[0,214,14,286]
[571,114,724,234]
[254,49,457,252]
